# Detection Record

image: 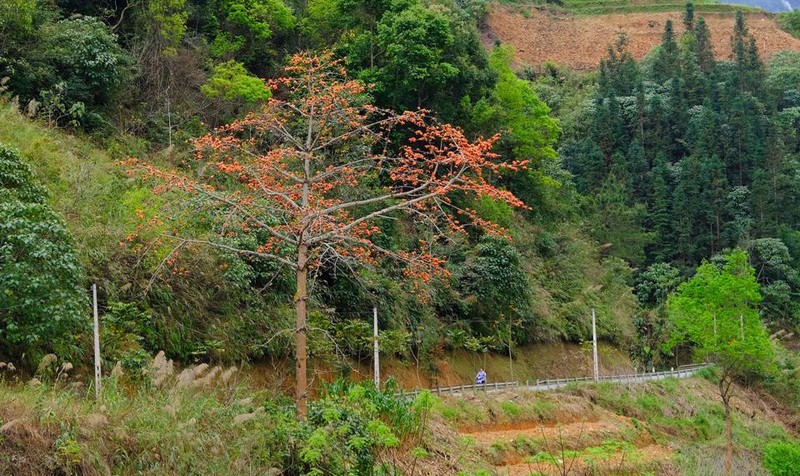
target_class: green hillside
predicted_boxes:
[1,0,800,473]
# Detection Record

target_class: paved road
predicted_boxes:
[398,364,711,399]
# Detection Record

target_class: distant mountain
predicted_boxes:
[721,0,797,12]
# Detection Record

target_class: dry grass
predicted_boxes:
[0,352,273,475]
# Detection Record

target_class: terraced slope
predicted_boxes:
[485,6,800,70]
[458,394,674,475]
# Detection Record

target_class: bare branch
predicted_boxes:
[310,162,470,245]
[143,240,187,295]
[164,235,298,270]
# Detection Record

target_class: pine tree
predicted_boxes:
[667,77,688,161]
[744,36,766,97]
[698,154,729,255]
[627,139,650,202]
[598,32,640,97]
[643,93,671,163]
[648,154,676,262]
[750,113,800,234]
[681,48,707,106]
[685,99,719,158]
[694,17,715,74]
[683,2,695,33]
[652,20,680,85]
[671,157,701,264]
[719,83,767,186]
[730,11,765,96]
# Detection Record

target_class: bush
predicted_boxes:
[316,383,424,471]
[5,15,128,127]
[763,440,800,476]
[778,10,800,39]
[201,60,270,103]
[0,144,87,364]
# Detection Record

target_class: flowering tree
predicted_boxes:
[127,53,528,416]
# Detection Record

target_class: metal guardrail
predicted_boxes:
[530,363,711,391]
[397,380,520,400]
[396,364,711,400]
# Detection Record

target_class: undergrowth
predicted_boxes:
[0,353,441,475]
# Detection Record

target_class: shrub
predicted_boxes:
[763,440,800,476]
[0,144,87,364]
[201,60,270,103]
[778,10,800,39]
[6,16,129,127]
[280,380,433,474]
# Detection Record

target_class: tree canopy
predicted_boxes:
[128,53,530,415]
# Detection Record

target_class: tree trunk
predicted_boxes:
[295,242,309,418]
[720,376,733,476]
[725,399,732,475]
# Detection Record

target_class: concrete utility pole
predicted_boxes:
[92,284,102,399]
[592,308,599,381]
[373,306,380,388]
[508,314,513,381]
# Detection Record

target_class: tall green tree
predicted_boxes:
[683,2,695,32]
[666,249,774,475]
[585,174,652,267]
[694,17,715,73]
[597,32,640,97]
[651,20,680,85]
[471,45,560,208]
[458,236,531,344]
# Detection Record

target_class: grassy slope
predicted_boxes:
[0,102,132,281]
[0,101,643,362]
[1,368,796,474]
[437,373,798,474]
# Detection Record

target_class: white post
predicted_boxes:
[592,308,599,381]
[373,306,380,388]
[508,315,513,381]
[92,284,102,399]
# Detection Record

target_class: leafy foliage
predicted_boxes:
[778,9,800,39]
[666,248,774,472]
[301,381,432,474]
[4,16,129,127]
[636,262,682,306]
[206,0,295,73]
[666,249,773,376]
[0,144,87,363]
[201,60,270,103]
[458,236,531,343]
[763,440,800,476]
[471,45,560,213]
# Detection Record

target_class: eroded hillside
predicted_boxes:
[485,6,800,70]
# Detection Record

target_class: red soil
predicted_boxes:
[484,6,800,71]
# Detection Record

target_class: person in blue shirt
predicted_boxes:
[475,368,486,385]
